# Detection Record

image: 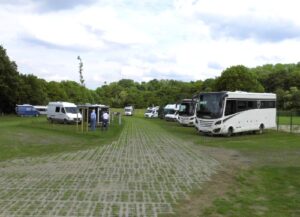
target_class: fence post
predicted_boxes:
[119,114,122,125]
[277,112,279,131]
[290,111,293,133]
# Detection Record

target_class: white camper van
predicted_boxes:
[47,102,82,124]
[194,91,276,136]
[178,99,197,126]
[144,106,159,118]
[164,104,179,121]
[124,106,134,116]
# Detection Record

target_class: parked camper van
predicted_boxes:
[16,104,39,117]
[164,104,179,121]
[178,99,197,126]
[194,91,276,136]
[47,102,82,124]
[144,106,159,118]
[33,105,47,115]
[124,105,134,116]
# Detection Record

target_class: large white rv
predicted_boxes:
[178,99,197,126]
[47,102,82,124]
[194,91,276,136]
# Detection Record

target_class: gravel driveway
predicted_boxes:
[0,118,219,217]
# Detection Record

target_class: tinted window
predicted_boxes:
[261,101,276,108]
[237,101,247,111]
[248,101,257,109]
[55,107,60,113]
[225,100,236,116]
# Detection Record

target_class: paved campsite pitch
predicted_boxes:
[0,118,219,217]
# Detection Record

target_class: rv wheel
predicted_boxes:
[227,127,233,137]
[259,124,264,134]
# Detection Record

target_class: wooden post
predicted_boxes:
[86,108,89,132]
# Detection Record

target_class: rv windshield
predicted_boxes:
[65,107,78,114]
[196,93,224,119]
[178,102,195,116]
[125,109,132,112]
[146,109,152,113]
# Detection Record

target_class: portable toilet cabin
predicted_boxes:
[15,104,39,117]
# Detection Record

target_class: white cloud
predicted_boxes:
[1,0,300,89]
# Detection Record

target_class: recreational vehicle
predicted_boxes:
[47,102,82,124]
[144,106,159,118]
[178,99,197,126]
[124,105,134,116]
[15,104,39,117]
[164,104,179,121]
[194,91,276,136]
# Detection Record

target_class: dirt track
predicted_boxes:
[0,118,219,217]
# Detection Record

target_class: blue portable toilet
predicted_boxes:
[16,104,39,117]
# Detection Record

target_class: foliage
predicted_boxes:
[1,45,300,113]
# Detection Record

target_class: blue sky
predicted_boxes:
[1,0,300,89]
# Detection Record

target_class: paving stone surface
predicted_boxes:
[0,118,219,217]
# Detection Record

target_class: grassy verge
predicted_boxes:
[278,115,300,125]
[149,118,300,217]
[0,115,124,161]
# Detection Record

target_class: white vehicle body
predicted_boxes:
[164,104,179,121]
[178,99,197,126]
[33,105,47,115]
[47,102,82,124]
[195,91,276,136]
[144,106,159,118]
[124,106,134,116]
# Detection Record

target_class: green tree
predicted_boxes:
[215,65,264,92]
[0,45,21,113]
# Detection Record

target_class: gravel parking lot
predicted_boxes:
[0,118,219,217]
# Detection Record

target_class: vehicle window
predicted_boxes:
[55,107,60,113]
[225,100,236,116]
[261,101,276,108]
[248,101,257,109]
[237,101,247,112]
[61,108,66,114]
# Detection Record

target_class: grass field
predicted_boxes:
[0,115,123,161]
[0,112,299,216]
[278,115,300,125]
[151,119,300,217]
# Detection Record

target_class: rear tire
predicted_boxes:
[259,124,264,134]
[227,127,233,137]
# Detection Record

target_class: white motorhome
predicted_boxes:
[178,99,197,126]
[194,91,276,136]
[164,104,179,121]
[144,106,159,118]
[124,105,134,116]
[47,102,82,124]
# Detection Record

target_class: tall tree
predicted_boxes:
[0,45,21,113]
[77,56,85,87]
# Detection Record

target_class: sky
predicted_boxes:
[1,0,300,89]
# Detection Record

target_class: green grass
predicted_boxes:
[0,115,123,161]
[149,118,300,217]
[278,115,300,125]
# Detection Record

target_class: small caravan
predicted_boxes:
[144,106,159,118]
[16,104,39,117]
[33,105,47,115]
[47,102,82,124]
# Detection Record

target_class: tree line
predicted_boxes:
[1,45,300,113]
